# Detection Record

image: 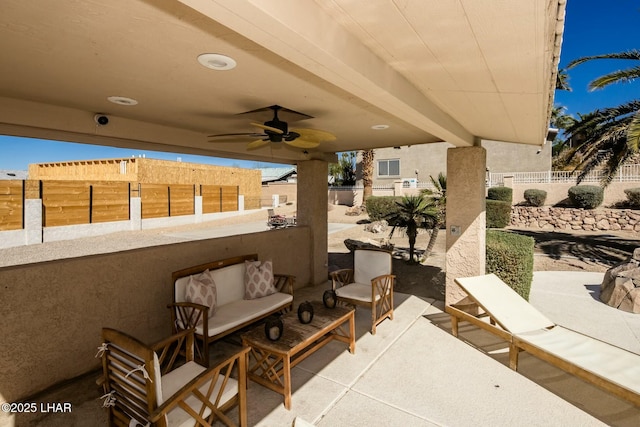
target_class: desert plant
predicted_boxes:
[486,230,534,300]
[568,185,604,209]
[486,199,512,228]
[487,186,513,203]
[624,188,640,207]
[523,189,547,207]
[365,196,402,222]
[385,195,439,263]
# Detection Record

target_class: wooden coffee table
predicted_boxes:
[241,301,355,409]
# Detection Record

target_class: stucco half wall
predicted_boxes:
[0,227,311,402]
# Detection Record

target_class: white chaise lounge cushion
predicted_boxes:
[455,273,555,334]
[516,326,640,396]
[161,361,238,427]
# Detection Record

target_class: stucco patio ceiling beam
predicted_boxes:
[179,0,475,147]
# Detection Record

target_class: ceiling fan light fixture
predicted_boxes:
[107,96,138,106]
[371,124,389,130]
[197,53,236,71]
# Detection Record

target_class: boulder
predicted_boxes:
[364,220,388,233]
[601,248,640,313]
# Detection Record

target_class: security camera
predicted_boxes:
[94,114,109,126]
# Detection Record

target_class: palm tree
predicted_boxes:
[560,49,640,185]
[556,68,572,91]
[420,173,446,258]
[561,100,640,185]
[385,194,439,264]
[361,150,375,203]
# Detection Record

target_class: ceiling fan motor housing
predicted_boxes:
[265,117,288,142]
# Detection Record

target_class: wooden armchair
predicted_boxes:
[99,327,248,427]
[330,248,395,334]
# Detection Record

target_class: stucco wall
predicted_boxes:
[362,140,551,186]
[509,181,636,207]
[0,227,311,402]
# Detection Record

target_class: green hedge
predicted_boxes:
[523,189,547,207]
[486,199,512,228]
[487,186,513,202]
[624,188,640,207]
[486,230,534,300]
[365,196,402,222]
[568,185,603,209]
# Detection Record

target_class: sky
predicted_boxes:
[1,0,638,171]
[554,0,639,117]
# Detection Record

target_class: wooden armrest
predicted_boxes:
[167,302,209,337]
[274,273,295,295]
[148,347,250,424]
[330,269,353,289]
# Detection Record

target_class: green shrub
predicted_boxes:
[568,185,603,209]
[624,188,640,207]
[523,189,547,207]
[365,196,402,222]
[487,186,513,203]
[486,199,512,228]
[486,230,534,300]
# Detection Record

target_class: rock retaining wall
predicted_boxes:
[510,206,640,232]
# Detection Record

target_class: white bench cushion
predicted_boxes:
[194,291,293,337]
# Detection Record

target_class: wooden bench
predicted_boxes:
[168,254,294,366]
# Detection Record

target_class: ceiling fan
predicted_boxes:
[208,105,336,149]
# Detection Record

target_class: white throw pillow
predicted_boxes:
[244,260,277,299]
[185,270,217,317]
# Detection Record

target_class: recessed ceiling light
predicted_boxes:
[198,53,237,71]
[371,124,389,130]
[107,96,138,106]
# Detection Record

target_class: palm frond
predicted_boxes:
[567,49,640,69]
[588,66,640,90]
[627,111,640,152]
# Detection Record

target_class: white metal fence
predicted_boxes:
[487,164,640,187]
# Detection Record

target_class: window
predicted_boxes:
[377,159,400,177]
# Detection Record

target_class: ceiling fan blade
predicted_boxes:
[291,128,336,142]
[285,138,320,149]
[251,122,283,134]
[207,139,256,143]
[247,139,270,149]
[208,132,263,138]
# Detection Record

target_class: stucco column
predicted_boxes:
[297,160,328,285]
[445,146,486,306]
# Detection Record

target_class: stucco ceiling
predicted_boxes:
[0,0,564,165]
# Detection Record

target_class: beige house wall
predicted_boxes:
[0,227,311,402]
[360,140,551,186]
[261,182,298,205]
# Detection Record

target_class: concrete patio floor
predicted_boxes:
[10,271,640,427]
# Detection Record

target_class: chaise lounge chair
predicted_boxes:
[446,273,640,407]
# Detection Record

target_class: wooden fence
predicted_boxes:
[0,180,241,230]
[201,185,239,213]
[41,180,130,226]
[0,180,24,231]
